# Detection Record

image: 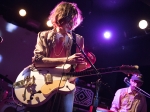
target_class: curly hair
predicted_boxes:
[49,1,83,30]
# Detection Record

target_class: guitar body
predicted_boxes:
[14,64,75,107]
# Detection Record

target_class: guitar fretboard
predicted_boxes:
[65,66,121,77]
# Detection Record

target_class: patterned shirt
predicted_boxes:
[110,87,147,112]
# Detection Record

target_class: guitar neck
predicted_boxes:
[65,66,121,77]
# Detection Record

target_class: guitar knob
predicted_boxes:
[27,100,31,104]
[35,97,39,101]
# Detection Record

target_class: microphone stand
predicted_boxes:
[72,35,102,112]
[92,79,102,112]
[72,36,100,75]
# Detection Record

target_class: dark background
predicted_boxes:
[0,0,150,111]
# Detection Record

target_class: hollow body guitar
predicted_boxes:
[13,64,139,107]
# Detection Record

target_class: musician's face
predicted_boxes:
[130,79,143,90]
[59,16,77,33]
[57,21,73,34]
[63,19,75,32]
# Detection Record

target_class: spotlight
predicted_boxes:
[103,31,111,39]
[47,20,53,27]
[138,20,148,29]
[19,9,27,17]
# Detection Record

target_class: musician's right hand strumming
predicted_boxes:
[67,53,85,65]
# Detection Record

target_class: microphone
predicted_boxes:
[0,36,3,43]
[124,77,130,86]
[124,77,150,98]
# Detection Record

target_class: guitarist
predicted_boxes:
[29,1,89,112]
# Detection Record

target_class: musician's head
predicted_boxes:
[49,1,83,32]
[130,74,143,90]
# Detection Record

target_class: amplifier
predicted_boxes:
[73,83,95,112]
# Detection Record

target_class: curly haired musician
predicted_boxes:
[110,74,147,112]
[31,1,88,112]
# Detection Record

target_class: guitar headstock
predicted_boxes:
[120,65,140,75]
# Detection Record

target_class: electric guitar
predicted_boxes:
[13,65,139,107]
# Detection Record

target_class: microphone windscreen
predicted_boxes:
[124,77,130,86]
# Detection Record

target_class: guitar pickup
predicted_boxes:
[44,73,53,84]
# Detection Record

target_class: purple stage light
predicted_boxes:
[104,31,111,39]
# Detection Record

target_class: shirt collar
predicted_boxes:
[128,86,132,94]
[128,86,141,96]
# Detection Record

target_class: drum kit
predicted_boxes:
[0,74,26,112]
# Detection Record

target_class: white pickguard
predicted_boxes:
[14,64,75,107]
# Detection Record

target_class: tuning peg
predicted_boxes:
[133,65,139,69]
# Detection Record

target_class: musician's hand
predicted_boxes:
[67,53,86,65]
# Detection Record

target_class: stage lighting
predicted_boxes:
[138,20,148,29]
[47,20,53,27]
[138,19,150,35]
[19,9,27,17]
[103,31,111,39]
[6,23,18,32]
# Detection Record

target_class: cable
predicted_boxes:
[49,52,70,112]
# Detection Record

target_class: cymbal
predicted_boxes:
[0,74,13,84]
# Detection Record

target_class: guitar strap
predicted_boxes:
[70,32,76,72]
[71,32,76,55]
